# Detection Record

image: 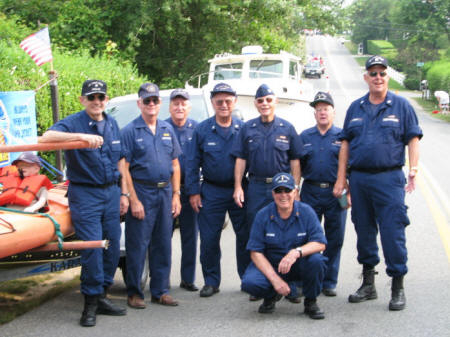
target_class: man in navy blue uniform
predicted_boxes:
[165,89,199,292]
[121,83,182,309]
[241,172,327,319]
[298,91,348,297]
[41,80,128,327]
[334,56,422,311]
[232,83,301,302]
[186,82,248,297]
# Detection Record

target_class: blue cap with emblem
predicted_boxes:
[310,91,334,107]
[210,82,236,98]
[81,80,107,96]
[170,88,190,100]
[272,172,295,191]
[138,82,160,99]
[365,55,388,70]
[255,84,275,99]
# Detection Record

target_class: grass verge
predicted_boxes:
[0,272,80,325]
[412,97,450,122]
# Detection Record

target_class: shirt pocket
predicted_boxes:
[264,233,281,249]
[161,136,174,154]
[203,141,222,164]
[274,138,290,152]
[110,141,121,162]
[347,118,363,139]
[381,119,401,143]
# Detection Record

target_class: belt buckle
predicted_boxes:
[265,178,273,184]
[319,183,329,188]
[157,182,166,188]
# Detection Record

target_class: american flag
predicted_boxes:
[20,27,53,66]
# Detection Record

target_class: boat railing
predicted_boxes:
[185,69,296,89]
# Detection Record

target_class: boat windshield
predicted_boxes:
[213,63,243,80]
[249,60,283,78]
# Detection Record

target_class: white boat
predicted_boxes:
[187,45,316,133]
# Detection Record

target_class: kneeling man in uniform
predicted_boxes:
[241,172,327,319]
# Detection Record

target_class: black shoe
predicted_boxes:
[322,288,337,297]
[258,295,281,314]
[180,281,199,292]
[97,294,127,316]
[304,298,325,320]
[285,294,302,304]
[80,295,98,327]
[199,285,219,297]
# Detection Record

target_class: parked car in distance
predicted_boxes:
[303,61,323,79]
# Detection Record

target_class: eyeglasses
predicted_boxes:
[213,98,234,106]
[142,97,160,105]
[256,97,274,104]
[87,94,106,101]
[368,71,387,78]
[274,187,293,194]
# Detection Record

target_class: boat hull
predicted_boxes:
[0,186,74,259]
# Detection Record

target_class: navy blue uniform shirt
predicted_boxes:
[185,116,243,195]
[49,110,122,185]
[231,116,301,177]
[121,116,181,182]
[247,201,327,266]
[165,118,198,183]
[298,125,342,182]
[339,91,423,169]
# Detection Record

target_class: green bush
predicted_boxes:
[367,40,398,64]
[403,75,420,90]
[425,60,450,93]
[0,40,149,166]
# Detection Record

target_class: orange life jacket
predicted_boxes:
[0,169,53,207]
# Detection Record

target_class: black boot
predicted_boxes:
[348,266,378,303]
[97,287,127,316]
[304,298,325,319]
[389,276,406,311]
[80,295,98,327]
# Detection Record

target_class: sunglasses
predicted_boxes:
[142,97,160,105]
[256,97,274,104]
[368,71,387,77]
[87,94,106,101]
[214,98,234,106]
[274,187,293,194]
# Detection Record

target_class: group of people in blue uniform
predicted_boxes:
[39,54,422,326]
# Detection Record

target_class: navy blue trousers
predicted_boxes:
[125,183,173,298]
[241,253,326,300]
[172,187,198,284]
[301,182,347,289]
[198,182,249,287]
[349,169,410,277]
[68,184,121,296]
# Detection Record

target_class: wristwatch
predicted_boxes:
[173,190,181,195]
[120,192,130,198]
[295,247,303,258]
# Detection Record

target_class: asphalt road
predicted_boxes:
[1,36,449,337]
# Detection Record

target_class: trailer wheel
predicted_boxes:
[119,255,149,291]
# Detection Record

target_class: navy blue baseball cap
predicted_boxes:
[255,84,275,99]
[138,83,160,99]
[310,91,334,107]
[170,89,190,100]
[81,80,107,96]
[272,172,295,191]
[12,152,41,167]
[365,55,388,70]
[210,82,236,98]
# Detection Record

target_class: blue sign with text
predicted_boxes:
[0,91,37,167]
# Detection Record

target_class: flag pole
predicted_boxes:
[48,60,62,180]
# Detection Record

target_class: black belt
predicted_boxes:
[249,175,273,184]
[304,180,334,188]
[70,180,118,189]
[350,166,402,174]
[203,178,234,188]
[133,179,169,188]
